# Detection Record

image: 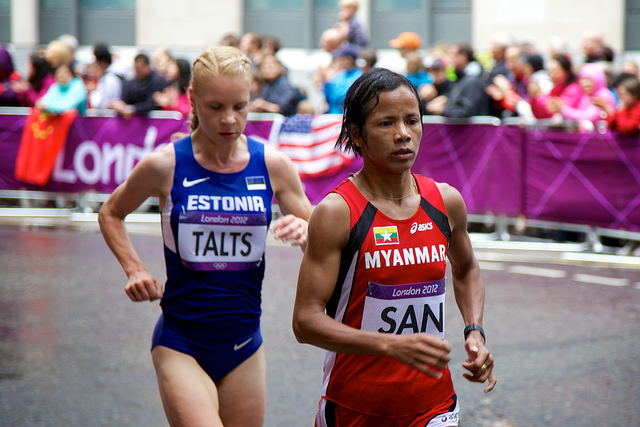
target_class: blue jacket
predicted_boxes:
[406,71,433,91]
[260,76,300,117]
[324,67,363,114]
[40,76,88,115]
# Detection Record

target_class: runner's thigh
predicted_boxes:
[152,345,223,427]
[216,344,266,427]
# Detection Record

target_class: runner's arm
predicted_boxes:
[98,145,174,302]
[439,182,496,392]
[264,146,313,249]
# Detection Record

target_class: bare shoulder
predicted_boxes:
[264,144,296,175]
[435,181,464,209]
[139,143,175,173]
[308,192,351,249]
[263,143,305,197]
[312,192,350,223]
[126,143,175,199]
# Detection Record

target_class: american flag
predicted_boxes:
[277,114,355,178]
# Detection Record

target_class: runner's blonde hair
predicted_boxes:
[189,46,252,132]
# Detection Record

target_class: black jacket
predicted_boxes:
[442,73,490,118]
[121,70,168,114]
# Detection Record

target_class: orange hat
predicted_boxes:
[389,32,422,50]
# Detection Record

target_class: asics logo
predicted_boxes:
[410,221,433,234]
[183,177,210,188]
[233,337,254,351]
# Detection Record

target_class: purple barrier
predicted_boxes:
[412,123,523,217]
[0,114,276,193]
[293,123,640,232]
[1,112,639,231]
[523,128,640,231]
[303,124,524,217]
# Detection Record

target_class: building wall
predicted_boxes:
[134,0,627,57]
[472,0,625,55]
[10,0,38,47]
[136,0,242,50]
[6,0,630,56]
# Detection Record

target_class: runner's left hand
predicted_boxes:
[461,338,497,393]
[271,214,309,250]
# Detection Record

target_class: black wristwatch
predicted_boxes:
[464,323,486,343]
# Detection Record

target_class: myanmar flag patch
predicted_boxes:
[373,226,399,245]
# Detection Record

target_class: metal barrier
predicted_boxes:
[2,189,639,254]
[0,106,184,119]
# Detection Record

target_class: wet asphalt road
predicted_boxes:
[0,225,639,427]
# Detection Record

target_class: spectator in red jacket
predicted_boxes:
[594,75,640,136]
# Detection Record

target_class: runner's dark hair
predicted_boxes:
[335,67,424,157]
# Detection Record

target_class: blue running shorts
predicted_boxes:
[151,314,263,383]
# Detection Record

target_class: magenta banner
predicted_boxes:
[523,129,640,231]
[0,114,276,193]
[412,123,523,217]
[1,113,639,231]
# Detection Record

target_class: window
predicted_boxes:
[42,0,71,7]
[370,0,428,49]
[0,0,10,43]
[80,0,134,7]
[39,0,75,44]
[626,0,640,50]
[79,0,135,46]
[243,0,471,50]
[244,0,339,49]
[39,0,135,46]
[371,0,470,49]
[372,0,422,12]
[431,0,471,46]
[245,0,302,11]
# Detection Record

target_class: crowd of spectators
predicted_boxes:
[1,25,640,135]
[304,14,640,135]
[408,29,640,135]
[1,25,639,254]
[0,35,187,120]
[478,29,640,134]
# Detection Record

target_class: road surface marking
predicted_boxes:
[507,265,567,278]
[573,274,629,287]
[479,261,505,271]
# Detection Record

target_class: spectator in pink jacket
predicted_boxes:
[529,54,582,119]
[548,62,616,126]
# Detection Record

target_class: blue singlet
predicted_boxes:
[151,135,273,381]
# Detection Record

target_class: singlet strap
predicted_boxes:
[415,175,451,244]
[420,198,451,243]
[326,202,377,319]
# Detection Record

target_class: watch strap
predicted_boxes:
[464,323,486,343]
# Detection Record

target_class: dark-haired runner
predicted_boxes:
[293,68,496,427]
